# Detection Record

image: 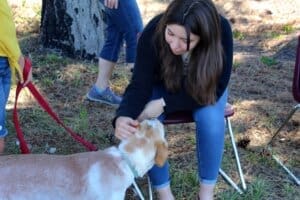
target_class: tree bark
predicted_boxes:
[41,0,105,59]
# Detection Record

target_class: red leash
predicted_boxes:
[13,57,98,154]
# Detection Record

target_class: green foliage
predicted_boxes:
[41,77,53,87]
[283,183,300,199]
[77,106,89,132]
[71,70,83,88]
[233,30,245,40]
[218,178,268,200]
[217,189,241,200]
[171,168,199,199]
[186,134,196,145]
[260,56,278,67]
[282,24,294,34]
[265,31,282,39]
[233,61,241,70]
[243,179,268,200]
[45,54,65,64]
[88,63,99,74]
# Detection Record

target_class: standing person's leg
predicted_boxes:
[95,58,116,91]
[117,0,143,66]
[193,90,228,200]
[100,0,143,71]
[86,4,123,105]
[0,57,11,154]
[87,0,143,105]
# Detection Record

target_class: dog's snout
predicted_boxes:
[146,118,159,127]
[144,119,165,138]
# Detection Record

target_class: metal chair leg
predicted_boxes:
[219,169,243,194]
[268,104,300,146]
[225,117,247,191]
[147,176,153,200]
[266,104,300,185]
[268,147,300,185]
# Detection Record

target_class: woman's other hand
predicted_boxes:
[115,116,139,140]
[138,98,165,121]
[18,56,32,86]
[104,0,118,9]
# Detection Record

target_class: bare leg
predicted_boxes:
[198,183,214,200]
[95,57,116,90]
[157,185,175,200]
[0,138,4,154]
[94,57,135,90]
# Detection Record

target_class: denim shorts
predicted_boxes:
[0,57,11,138]
[99,0,143,63]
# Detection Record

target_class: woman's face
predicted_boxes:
[165,24,200,55]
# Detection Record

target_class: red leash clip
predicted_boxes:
[13,57,98,154]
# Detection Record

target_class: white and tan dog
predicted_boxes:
[0,119,168,200]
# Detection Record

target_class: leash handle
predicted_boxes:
[13,57,98,154]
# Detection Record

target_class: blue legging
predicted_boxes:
[148,87,228,188]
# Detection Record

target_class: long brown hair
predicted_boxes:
[155,0,223,105]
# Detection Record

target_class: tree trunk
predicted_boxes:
[41,0,105,59]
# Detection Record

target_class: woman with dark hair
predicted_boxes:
[113,0,233,199]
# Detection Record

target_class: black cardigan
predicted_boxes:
[114,14,233,124]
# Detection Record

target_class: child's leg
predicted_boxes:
[0,57,11,154]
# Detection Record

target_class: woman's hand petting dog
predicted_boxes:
[115,98,165,140]
[137,98,165,121]
[115,116,139,140]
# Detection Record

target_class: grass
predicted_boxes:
[282,24,294,34]
[260,56,278,67]
[265,31,282,39]
[233,61,241,71]
[233,30,245,40]
[4,1,300,199]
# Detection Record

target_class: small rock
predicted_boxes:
[48,147,57,154]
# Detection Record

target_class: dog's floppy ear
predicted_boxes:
[155,141,168,166]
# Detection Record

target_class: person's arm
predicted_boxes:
[137,98,166,121]
[0,1,22,76]
[0,1,32,85]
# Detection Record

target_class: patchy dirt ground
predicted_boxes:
[4,0,300,199]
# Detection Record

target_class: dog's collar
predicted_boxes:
[119,150,139,178]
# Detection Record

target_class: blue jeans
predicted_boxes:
[99,0,143,63]
[0,57,11,138]
[148,86,228,188]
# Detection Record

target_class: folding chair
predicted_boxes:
[163,103,247,194]
[267,35,300,185]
